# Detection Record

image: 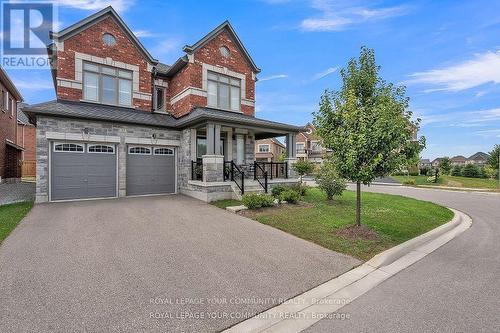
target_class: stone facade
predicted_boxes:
[35,115,181,202]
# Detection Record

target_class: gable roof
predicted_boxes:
[271,138,286,148]
[0,66,23,101]
[468,152,490,161]
[17,103,32,125]
[451,155,467,162]
[50,6,157,64]
[183,20,261,73]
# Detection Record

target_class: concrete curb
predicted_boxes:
[222,208,472,333]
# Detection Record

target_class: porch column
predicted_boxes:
[285,133,298,178]
[203,123,224,182]
[226,128,233,161]
[206,123,222,155]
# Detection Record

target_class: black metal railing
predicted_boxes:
[223,161,232,181]
[191,160,203,181]
[253,161,268,193]
[255,161,288,180]
[224,160,245,194]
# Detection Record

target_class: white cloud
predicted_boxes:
[297,1,410,32]
[311,66,338,80]
[13,77,53,91]
[151,38,182,58]
[419,107,500,126]
[258,74,288,82]
[407,50,500,92]
[55,0,134,12]
[133,30,154,38]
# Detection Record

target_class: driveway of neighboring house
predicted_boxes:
[0,182,35,205]
[0,195,360,333]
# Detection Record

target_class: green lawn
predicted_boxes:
[0,202,33,244]
[211,199,242,209]
[392,175,499,190]
[212,188,453,261]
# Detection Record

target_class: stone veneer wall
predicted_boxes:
[36,116,180,202]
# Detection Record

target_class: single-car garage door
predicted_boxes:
[126,146,176,196]
[50,142,117,201]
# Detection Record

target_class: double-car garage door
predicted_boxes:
[50,142,175,201]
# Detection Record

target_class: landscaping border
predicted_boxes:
[222,208,472,333]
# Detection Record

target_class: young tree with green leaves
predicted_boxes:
[440,157,452,175]
[314,47,425,226]
[488,145,500,171]
[315,159,347,201]
[292,159,315,183]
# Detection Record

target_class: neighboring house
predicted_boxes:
[24,7,301,203]
[431,158,443,168]
[17,105,37,177]
[419,158,431,168]
[0,66,24,183]
[255,138,285,162]
[467,152,490,166]
[296,123,328,164]
[450,155,468,166]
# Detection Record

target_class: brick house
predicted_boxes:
[255,138,285,162]
[0,66,24,183]
[296,123,329,164]
[25,7,300,203]
[467,152,490,166]
[17,106,37,176]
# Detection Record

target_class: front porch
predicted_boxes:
[180,121,300,202]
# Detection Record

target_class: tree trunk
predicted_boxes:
[356,181,361,226]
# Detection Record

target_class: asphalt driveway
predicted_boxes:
[0,195,359,332]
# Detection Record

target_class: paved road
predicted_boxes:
[0,195,359,333]
[305,185,500,333]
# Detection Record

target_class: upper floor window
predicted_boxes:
[1,90,5,112]
[219,46,230,58]
[83,62,132,107]
[296,142,305,153]
[102,33,117,46]
[8,97,13,117]
[311,141,321,151]
[207,71,240,111]
[258,144,270,153]
[154,87,165,111]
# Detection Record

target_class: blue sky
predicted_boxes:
[4,0,500,159]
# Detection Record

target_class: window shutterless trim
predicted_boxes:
[83,61,133,107]
[258,144,270,153]
[88,144,115,154]
[53,142,85,153]
[128,146,152,155]
[207,70,241,111]
[153,147,174,155]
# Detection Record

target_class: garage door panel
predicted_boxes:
[126,149,175,196]
[51,143,117,201]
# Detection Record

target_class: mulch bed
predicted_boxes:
[334,224,380,241]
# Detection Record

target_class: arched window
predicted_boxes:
[54,143,84,153]
[88,144,115,154]
[128,146,151,155]
[102,33,117,46]
[154,148,174,155]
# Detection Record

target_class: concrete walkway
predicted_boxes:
[0,182,35,205]
[0,195,359,332]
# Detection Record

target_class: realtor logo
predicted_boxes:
[1,1,55,68]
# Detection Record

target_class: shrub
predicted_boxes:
[292,160,315,182]
[408,165,419,176]
[440,157,452,175]
[287,183,308,196]
[271,184,287,198]
[280,189,300,204]
[451,165,462,177]
[484,166,499,179]
[402,179,416,185]
[462,164,480,178]
[242,193,275,209]
[315,160,346,200]
[419,166,430,176]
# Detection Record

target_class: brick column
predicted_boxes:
[202,155,224,182]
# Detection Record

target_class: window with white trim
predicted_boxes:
[154,86,165,111]
[296,142,305,153]
[207,71,240,111]
[311,141,322,151]
[83,62,133,107]
[88,144,115,154]
[54,143,84,152]
[154,148,174,155]
[258,144,270,153]
[10,98,14,117]
[1,90,6,112]
[128,146,151,155]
